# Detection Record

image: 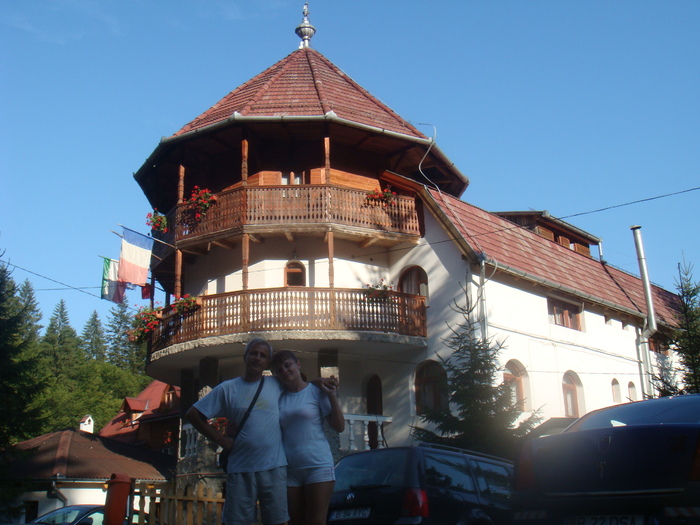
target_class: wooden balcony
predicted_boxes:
[149,287,426,354]
[153,185,420,257]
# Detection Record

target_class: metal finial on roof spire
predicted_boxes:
[295,3,316,49]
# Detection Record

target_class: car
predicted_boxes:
[327,443,515,524]
[512,394,700,524]
[29,505,105,525]
[28,505,153,525]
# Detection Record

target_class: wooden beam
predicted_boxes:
[360,237,379,249]
[248,234,262,244]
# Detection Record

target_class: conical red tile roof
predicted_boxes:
[173,47,425,139]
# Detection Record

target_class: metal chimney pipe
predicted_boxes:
[631,225,658,336]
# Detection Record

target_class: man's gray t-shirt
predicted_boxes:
[193,376,286,473]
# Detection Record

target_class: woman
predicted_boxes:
[270,350,345,525]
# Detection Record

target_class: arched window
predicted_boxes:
[504,360,530,412]
[285,261,305,287]
[399,266,429,305]
[562,371,582,418]
[611,379,621,403]
[415,360,447,415]
[628,382,638,401]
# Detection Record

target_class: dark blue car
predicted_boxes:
[513,394,700,524]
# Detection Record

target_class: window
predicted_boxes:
[399,266,429,305]
[611,379,621,403]
[415,361,448,414]
[628,382,638,401]
[649,334,669,355]
[504,360,529,412]
[471,460,513,502]
[548,297,582,330]
[424,451,476,493]
[562,372,581,417]
[285,261,305,287]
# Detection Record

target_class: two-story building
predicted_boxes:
[132,9,679,478]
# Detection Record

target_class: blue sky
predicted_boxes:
[1,1,698,332]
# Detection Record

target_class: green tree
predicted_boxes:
[36,301,88,432]
[0,262,47,520]
[106,298,146,374]
[17,280,42,343]
[412,295,539,459]
[0,262,46,445]
[80,310,107,361]
[673,262,700,393]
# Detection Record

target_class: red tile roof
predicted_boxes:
[173,48,425,139]
[7,429,174,481]
[428,189,680,326]
[99,380,180,445]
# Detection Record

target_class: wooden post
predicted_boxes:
[174,249,182,299]
[323,136,331,184]
[175,165,185,300]
[178,165,185,203]
[241,139,249,185]
[242,234,249,290]
[327,230,334,288]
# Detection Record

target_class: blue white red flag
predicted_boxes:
[117,228,154,286]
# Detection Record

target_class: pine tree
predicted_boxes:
[0,261,46,445]
[106,298,147,375]
[673,262,700,393]
[41,300,81,379]
[18,279,42,342]
[80,310,108,361]
[36,301,88,432]
[412,295,539,459]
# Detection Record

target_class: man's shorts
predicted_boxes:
[223,466,289,525]
[286,466,336,487]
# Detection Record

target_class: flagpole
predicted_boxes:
[118,224,177,249]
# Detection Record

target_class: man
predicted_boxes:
[186,338,288,525]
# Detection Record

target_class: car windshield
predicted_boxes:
[334,448,409,491]
[567,395,700,431]
[33,508,87,524]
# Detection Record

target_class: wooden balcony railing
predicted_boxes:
[153,185,419,256]
[150,288,426,353]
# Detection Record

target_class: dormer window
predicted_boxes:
[548,297,582,331]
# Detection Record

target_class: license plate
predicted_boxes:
[329,507,371,521]
[568,516,644,525]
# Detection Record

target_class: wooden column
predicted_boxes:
[323,136,331,184]
[241,139,249,185]
[327,230,334,288]
[242,233,250,290]
[175,165,186,299]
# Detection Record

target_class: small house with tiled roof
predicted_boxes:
[99,380,180,455]
[3,429,175,522]
[129,5,679,478]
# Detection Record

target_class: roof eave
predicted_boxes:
[134,112,469,193]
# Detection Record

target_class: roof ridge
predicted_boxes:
[53,430,73,477]
[308,49,424,137]
[305,49,332,115]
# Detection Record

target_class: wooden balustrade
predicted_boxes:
[150,288,426,352]
[152,185,419,258]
